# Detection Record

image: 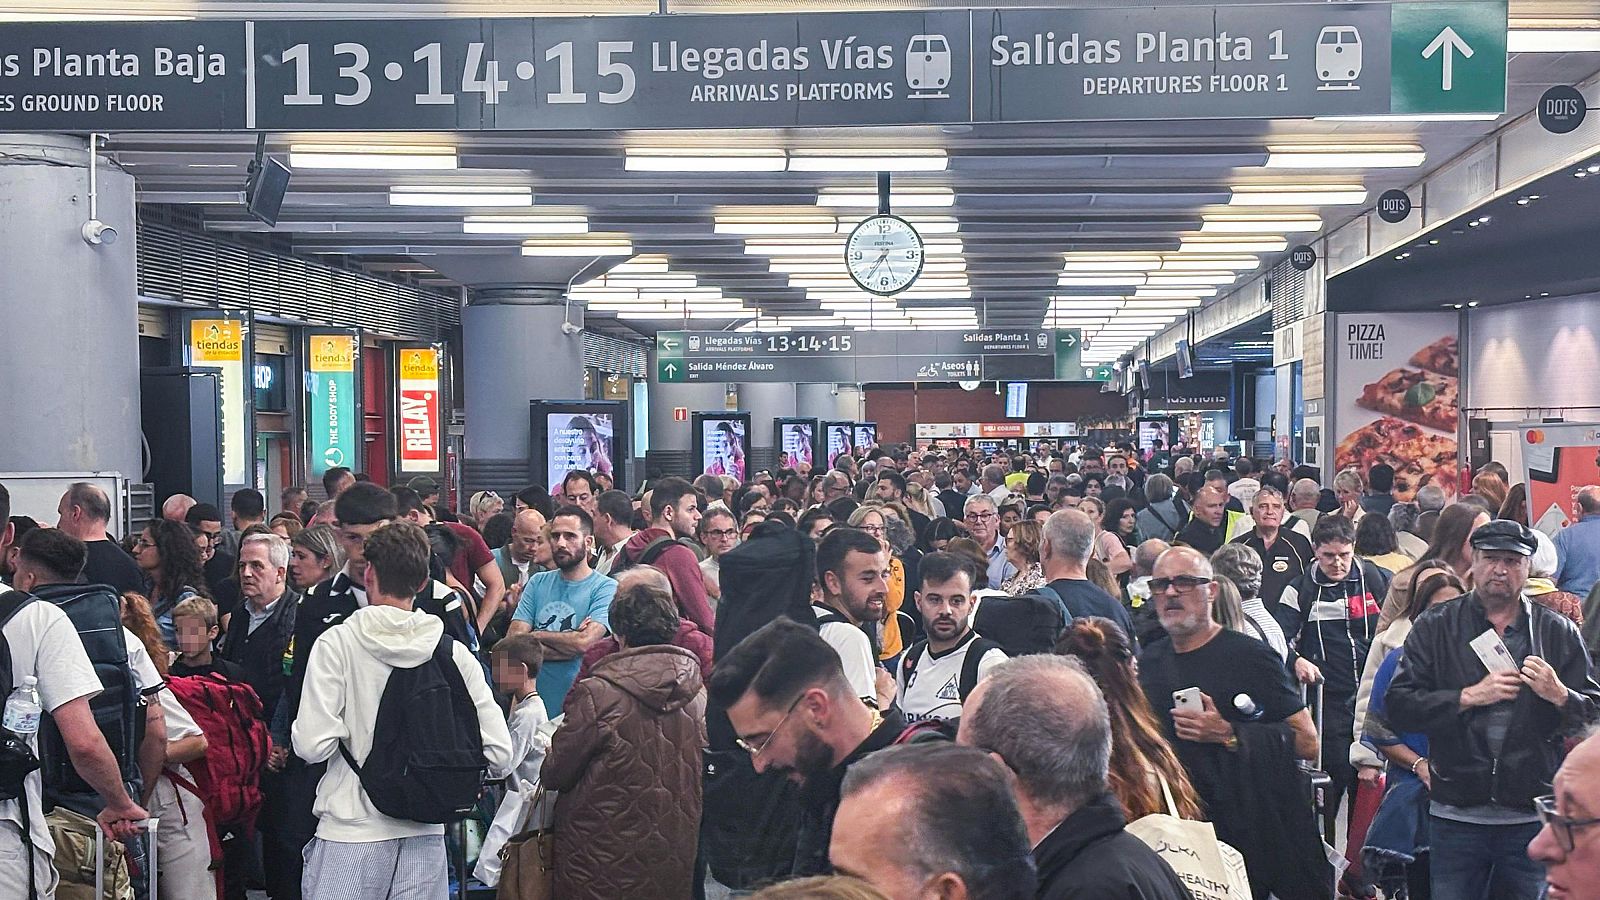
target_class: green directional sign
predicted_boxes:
[1390,1,1507,115]
[1053,329,1084,380]
[657,358,687,383]
[1081,365,1114,383]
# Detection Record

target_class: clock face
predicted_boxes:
[845,215,924,296]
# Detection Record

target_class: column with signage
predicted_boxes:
[0,134,142,478]
[185,312,254,488]
[395,345,446,479]
[306,332,361,478]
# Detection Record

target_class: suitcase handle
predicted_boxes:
[95,817,159,900]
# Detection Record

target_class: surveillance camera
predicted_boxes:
[560,321,582,336]
[81,220,118,246]
[831,385,839,396]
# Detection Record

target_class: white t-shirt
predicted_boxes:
[506,693,550,789]
[1,598,104,854]
[810,603,877,701]
[122,631,203,743]
[894,632,1007,724]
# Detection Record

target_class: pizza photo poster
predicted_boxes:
[1332,313,1460,501]
[1518,423,1600,535]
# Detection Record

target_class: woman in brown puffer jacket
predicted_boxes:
[541,580,708,900]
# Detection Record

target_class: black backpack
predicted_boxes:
[899,636,1001,704]
[32,583,144,814]
[612,532,695,576]
[972,590,1066,656]
[338,634,486,824]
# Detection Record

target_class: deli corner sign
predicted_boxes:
[0,1,1505,132]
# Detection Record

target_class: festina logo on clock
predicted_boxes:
[845,214,924,296]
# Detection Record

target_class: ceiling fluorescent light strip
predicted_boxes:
[391,186,532,207]
[1200,215,1323,234]
[463,215,589,235]
[290,144,457,170]
[1264,145,1425,168]
[1227,185,1368,206]
[624,148,787,172]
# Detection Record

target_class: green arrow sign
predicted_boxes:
[657,332,685,355]
[1391,1,1506,115]
[1053,329,1085,380]
[657,359,685,383]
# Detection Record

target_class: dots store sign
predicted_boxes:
[397,346,442,474]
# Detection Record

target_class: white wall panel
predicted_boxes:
[1467,292,1600,417]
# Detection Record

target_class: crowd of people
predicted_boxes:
[2,439,1599,900]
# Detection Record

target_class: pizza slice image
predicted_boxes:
[1335,416,1458,502]
[1357,367,1460,433]
[1408,335,1459,378]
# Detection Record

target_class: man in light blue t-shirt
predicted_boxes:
[509,505,617,717]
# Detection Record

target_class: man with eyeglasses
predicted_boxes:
[1137,546,1323,897]
[962,495,1016,590]
[1530,729,1600,900]
[709,618,907,877]
[1388,520,1600,899]
[698,506,739,605]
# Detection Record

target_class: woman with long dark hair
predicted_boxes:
[131,518,208,646]
[1055,617,1204,822]
[1376,503,1489,632]
[1102,498,1142,551]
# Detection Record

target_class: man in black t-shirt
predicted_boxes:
[1230,486,1313,608]
[56,482,145,594]
[1137,546,1320,895]
[1039,510,1137,643]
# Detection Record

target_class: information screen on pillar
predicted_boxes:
[694,412,751,484]
[530,400,627,492]
[854,423,878,450]
[775,418,818,471]
[823,421,855,469]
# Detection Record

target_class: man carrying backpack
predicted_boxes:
[0,482,148,900]
[615,477,715,637]
[292,522,511,899]
[895,552,1007,725]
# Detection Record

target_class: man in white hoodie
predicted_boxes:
[292,522,513,899]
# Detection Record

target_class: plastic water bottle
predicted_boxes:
[1233,692,1264,722]
[3,676,42,735]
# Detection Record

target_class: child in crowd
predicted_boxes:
[168,597,249,682]
[475,634,552,887]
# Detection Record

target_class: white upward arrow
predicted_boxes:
[1422,26,1474,91]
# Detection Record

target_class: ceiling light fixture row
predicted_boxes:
[624,147,948,173]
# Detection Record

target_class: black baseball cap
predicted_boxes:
[406,476,440,495]
[1470,519,1538,556]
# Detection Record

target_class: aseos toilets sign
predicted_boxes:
[396,346,443,475]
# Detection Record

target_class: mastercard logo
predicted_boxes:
[1527,430,1545,444]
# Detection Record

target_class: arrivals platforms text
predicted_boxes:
[0,2,1506,131]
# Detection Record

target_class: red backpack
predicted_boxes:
[167,673,272,831]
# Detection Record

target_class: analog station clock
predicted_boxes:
[845,214,924,296]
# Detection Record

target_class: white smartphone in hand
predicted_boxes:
[1172,687,1204,714]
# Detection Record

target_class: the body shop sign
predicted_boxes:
[307,333,358,477]
[189,318,249,485]
[397,346,442,474]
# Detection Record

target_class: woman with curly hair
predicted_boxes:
[131,518,208,646]
[1055,617,1204,822]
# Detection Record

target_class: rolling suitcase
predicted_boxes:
[1299,683,1348,897]
[95,818,158,900]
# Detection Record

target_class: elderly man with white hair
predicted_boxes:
[1288,477,1323,534]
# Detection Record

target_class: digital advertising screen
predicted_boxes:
[823,420,855,470]
[1137,417,1175,453]
[530,400,627,492]
[775,417,818,471]
[694,412,751,483]
[854,422,877,450]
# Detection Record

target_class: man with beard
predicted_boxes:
[710,618,908,877]
[813,527,891,704]
[1138,546,1322,896]
[509,506,618,718]
[895,552,1007,724]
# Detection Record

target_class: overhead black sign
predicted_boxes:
[1538,85,1587,135]
[1289,244,1318,271]
[655,329,1094,384]
[1377,189,1413,223]
[0,3,1506,132]
[0,22,246,130]
[1145,371,1231,411]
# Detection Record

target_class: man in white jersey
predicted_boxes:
[896,551,1007,724]
[811,527,889,704]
